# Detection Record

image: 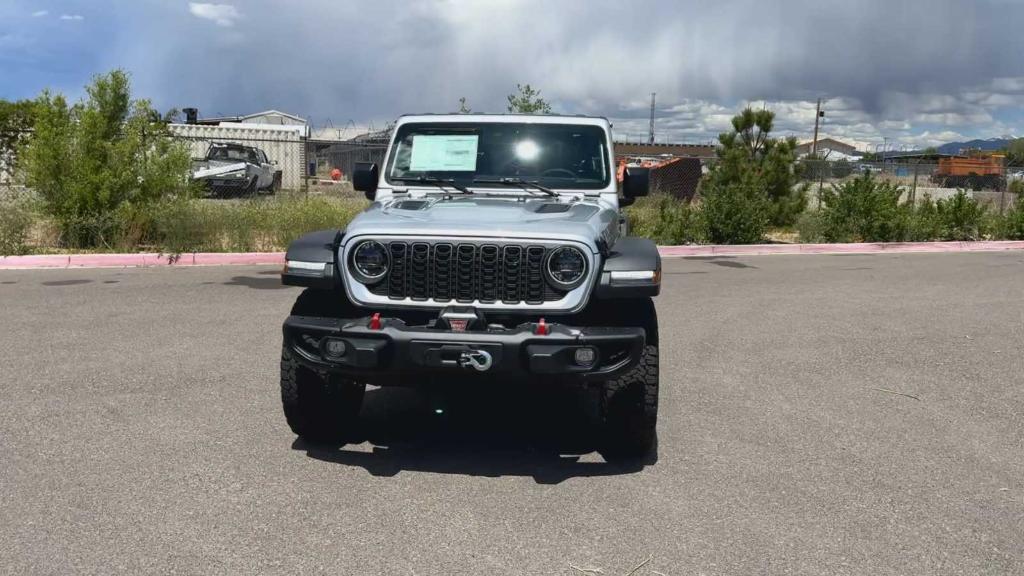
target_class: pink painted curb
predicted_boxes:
[657,240,1024,257]
[2,241,1024,270]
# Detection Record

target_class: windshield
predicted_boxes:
[385,122,610,190]
[209,146,259,163]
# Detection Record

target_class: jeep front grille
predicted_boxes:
[370,241,561,305]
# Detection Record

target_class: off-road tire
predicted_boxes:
[280,288,365,442]
[280,346,365,443]
[246,176,259,197]
[584,297,658,459]
[601,344,659,458]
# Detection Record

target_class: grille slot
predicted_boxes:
[376,240,576,306]
[388,243,408,299]
[479,245,499,303]
[501,246,522,303]
[432,243,453,302]
[456,244,476,302]
[525,246,546,304]
[409,243,431,300]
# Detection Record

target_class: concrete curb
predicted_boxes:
[657,240,1024,257]
[0,252,287,270]
[2,241,1024,270]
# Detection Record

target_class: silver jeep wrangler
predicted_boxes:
[280,114,660,457]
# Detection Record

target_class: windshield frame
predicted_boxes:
[383,121,612,192]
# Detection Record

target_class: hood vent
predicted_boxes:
[392,199,430,211]
[534,203,573,214]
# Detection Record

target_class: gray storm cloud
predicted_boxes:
[101,0,1024,142]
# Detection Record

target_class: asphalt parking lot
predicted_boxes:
[1,252,1022,575]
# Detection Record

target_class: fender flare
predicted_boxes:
[594,237,661,299]
[281,229,344,289]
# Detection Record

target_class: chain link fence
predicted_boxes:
[306,140,387,197]
[800,158,1022,213]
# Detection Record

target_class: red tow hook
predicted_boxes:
[369,313,382,330]
[535,317,549,336]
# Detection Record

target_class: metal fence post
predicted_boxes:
[910,162,918,205]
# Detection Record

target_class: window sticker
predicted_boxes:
[409,135,479,171]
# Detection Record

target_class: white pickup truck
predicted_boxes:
[192,142,282,196]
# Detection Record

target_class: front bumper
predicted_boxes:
[283,314,646,382]
[202,177,250,189]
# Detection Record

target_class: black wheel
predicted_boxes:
[280,288,365,442]
[601,343,659,459]
[585,298,659,459]
[246,176,258,197]
[270,172,282,194]
[280,346,365,443]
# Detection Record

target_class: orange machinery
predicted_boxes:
[931,153,1006,190]
[935,154,1004,177]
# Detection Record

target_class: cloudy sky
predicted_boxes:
[2,0,1024,150]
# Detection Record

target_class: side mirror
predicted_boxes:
[352,162,379,200]
[622,167,651,199]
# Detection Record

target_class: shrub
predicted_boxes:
[818,173,906,242]
[993,196,1024,240]
[700,177,770,244]
[795,211,825,243]
[935,190,987,240]
[830,159,855,179]
[0,195,35,255]
[626,194,705,245]
[905,195,941,241]
[21,70,192,248]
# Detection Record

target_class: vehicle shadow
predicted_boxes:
[292,385,657,484]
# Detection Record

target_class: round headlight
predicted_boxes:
[546,246,587,288]
[351,240,389,282]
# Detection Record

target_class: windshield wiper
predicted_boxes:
[391,176,472,194]
[472,177,557,197]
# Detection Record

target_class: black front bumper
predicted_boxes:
[283,314,646,382]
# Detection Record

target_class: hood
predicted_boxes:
[193,161,248,178]
[343,195,618,251]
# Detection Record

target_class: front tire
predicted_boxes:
[280,346,365,443]
[280,288,366,442]
[601,343,659,459]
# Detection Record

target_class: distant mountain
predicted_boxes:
[936,138,1014,155]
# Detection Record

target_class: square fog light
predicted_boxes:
[322,338,348,359]
[573,346,597,367]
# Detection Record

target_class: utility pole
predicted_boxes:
[648,92,656,145]
[811,97,823,156]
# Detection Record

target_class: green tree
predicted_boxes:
[506,84,552,114]
[0,99,36,182]
[704,107,807,227]
[1004,138,1024,167]
[22,70,192,247]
